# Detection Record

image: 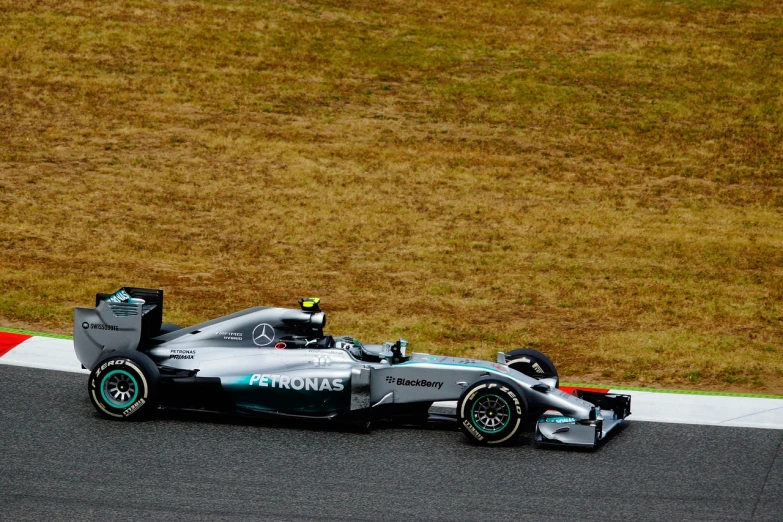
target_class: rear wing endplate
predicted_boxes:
[73,287,163,370]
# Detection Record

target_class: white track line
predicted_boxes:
[0,336,87,373]
[617,390,783,429]
[1,332,781,429]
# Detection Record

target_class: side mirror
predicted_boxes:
[531,382,551,393]
[391,339,410,364]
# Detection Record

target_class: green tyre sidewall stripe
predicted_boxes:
[100,369,139,408]
[458,380,525,445]
[470,393,511,434]
[89,358,152,418]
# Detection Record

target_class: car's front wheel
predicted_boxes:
[506,348,558,385]
[88,350,159,419]
[457,379,526,445]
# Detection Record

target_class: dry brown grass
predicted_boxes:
[1,0,782,393]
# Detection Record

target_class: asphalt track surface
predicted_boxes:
[1,366,781,522]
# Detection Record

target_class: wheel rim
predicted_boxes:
[100,369,139,408]
[471,394,511,433]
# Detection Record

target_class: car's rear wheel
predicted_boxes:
[506,348,558,385]
[89,350,159,420]
[457,379,526,445]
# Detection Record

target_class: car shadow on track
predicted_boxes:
[79,398,629,451]
[121,406,461,435]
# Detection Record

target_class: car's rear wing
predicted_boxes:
[74,287,163,370]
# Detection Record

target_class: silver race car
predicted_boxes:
[74,288,631,448]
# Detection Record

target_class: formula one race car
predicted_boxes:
[74,288,631,448]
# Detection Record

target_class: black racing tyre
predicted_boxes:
[88,350,160,420]
[457,379,526,445]
[506,348,558,384]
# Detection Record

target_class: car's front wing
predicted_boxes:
[535,390,631,448]
[428,389,631,448]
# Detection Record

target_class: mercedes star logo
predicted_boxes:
[252,323,276,347]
